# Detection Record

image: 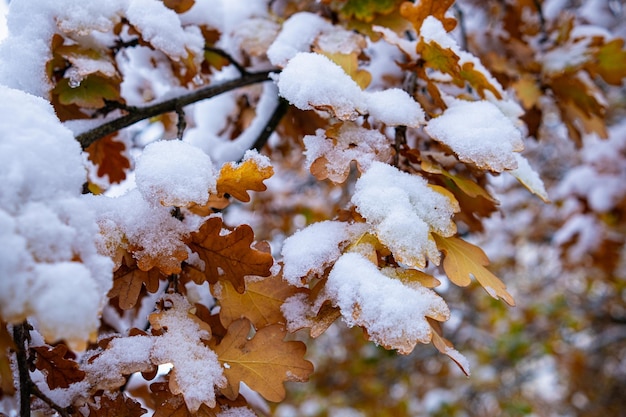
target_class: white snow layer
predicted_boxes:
[425,99,524,172]
[326,252,450,354]
[0,85,113,348]
[352,162,459,268]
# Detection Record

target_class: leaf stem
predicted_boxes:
[250,97,289,153]
[76,69,281,149]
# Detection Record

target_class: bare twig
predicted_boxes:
[250,97,289,153]
[13,322,31,417]
[28,382,71,417]
[394,126,407,167]
[175,106,186,139]
[76,69,280,149]
[204,46,248,75]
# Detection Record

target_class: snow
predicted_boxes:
[509,153,550,202]
[303,124,392,182]
[351,162,459,269]
[425,99,524,172]
[281,221,368,287]
[135,140,216,207]
[275,52,366,120]
[267,12,331,67]
[276,52,426,126]
[150,294,226,412]
[0,85,112,349]
[325,252,450,354]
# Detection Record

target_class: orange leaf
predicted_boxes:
[0,321,15,396]
[163,0,195,13]
[428,318,470,376]
[87,393,147,417]
[86,134,130,184]
[417,40,461,79]
[109,255,163,310]
[400,0,456,33]
[189,217,274,293]
[31,344,86,389]
[213,319,314,402]
[216,156,273,203]
[216,273,306,329]
[433,235,515,306]
[588,38,626,86]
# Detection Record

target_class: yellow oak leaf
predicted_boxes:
[428,318,470,376]
[213,319,314,402]
[400,0,457,33]
[317,51,372,89]
[511,74,542,110]
[417,40,461,78]
[216,273,306,329]
[188,217,274,293]
[217,157,273,202]
[588,38,626,86]
[459,62,502,100]
[433,235,515,306]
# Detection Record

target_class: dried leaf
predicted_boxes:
[163,0,195,13]
[459,61,502,99]
[189,217,274,293]
[216,273,306,329]
[417,41,461,78]
[588,38,626,86]
[433,235,515,306]
[86,134,130,184]
[428,318,470,376]
[88,393,147,417]
[109,255,163,310]
[0,322,15,396]
[32,344,85,389]
[317,51,372,89]
[400,0,456,32]
[214,319,314,402]
[217,157,273,203]
[512,74,542,110]
[151,381,248,417]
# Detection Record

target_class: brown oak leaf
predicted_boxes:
[86,134,130,184]
[188,217,274,293]
[31,344,85,389]
[88,393,147,417]
[213,319,314,402]
[109,254,163,309]
[216,273,307,329]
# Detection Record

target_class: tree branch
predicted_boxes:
[76,69,280,149]
[250,97,289,153]
[13,322,31,417]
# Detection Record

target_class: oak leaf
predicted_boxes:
[433,235,515,306]
[417,41,461,78]
[88,393,147,417]
[428,318,470,376]
[216,157,273,203]
[163,0,195,13]
[31,344,85,389]
[150,381,249,417]
[0,322,15,396]
[189,217,274,293]
[53,74,121,109]
[588,38,626,86]
[339,0,401,23]
[86,134,130,184]
[317,51,372,89]
[213,319,314,402]
[216,273,307,329]
[400,0,456,33]
[109,254,163,310]
[459,62,502,99]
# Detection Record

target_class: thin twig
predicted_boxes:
[175,106,186,139]
[29,382,71,417]
[250,97,289,153]
[453,3,468,52]
[394,126,407,167]
[204,46,248,75]
[12,322,31,417]
[533,0,548,44]
[76,69,280,149]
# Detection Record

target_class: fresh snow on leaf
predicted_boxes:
[136,140,216,207]
[509,153,550,202]
[325,252,450,354]
[267,12,332,67]
[352,162,459,268]
[281,221,368,287]
[0,85,112,349]
[275,52,426,126]
[425,99,524,172]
